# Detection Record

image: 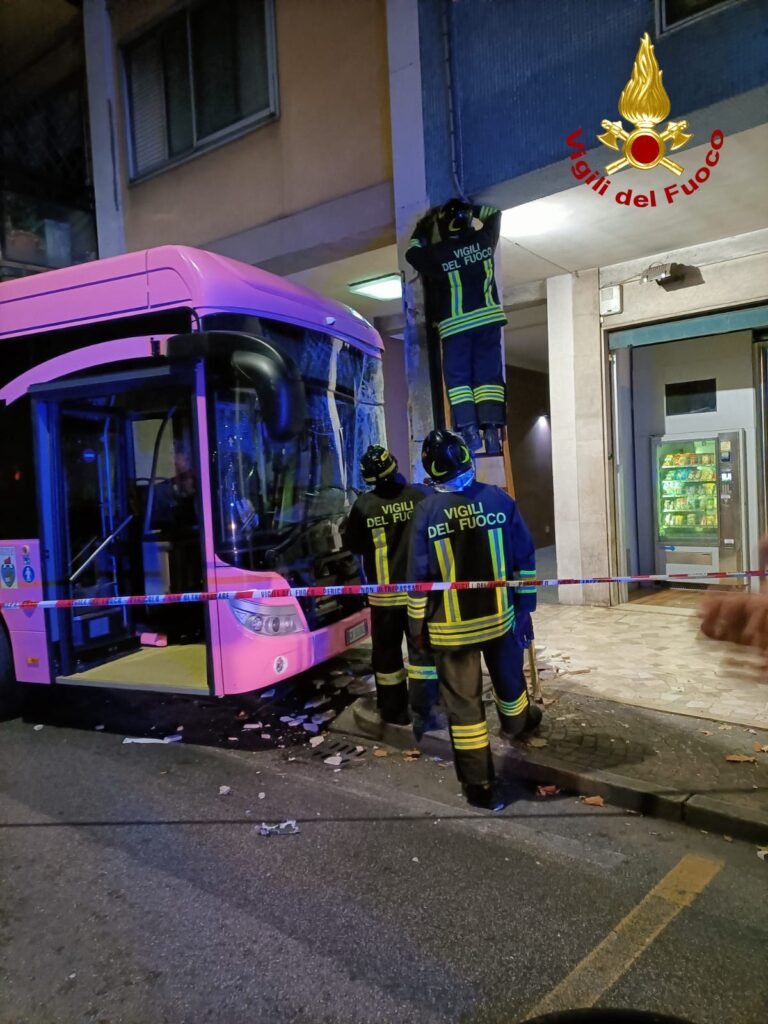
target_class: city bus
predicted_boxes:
[0,245,385,715]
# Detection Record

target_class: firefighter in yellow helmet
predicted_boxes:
[343,446,439,733]
[407,429,542,810]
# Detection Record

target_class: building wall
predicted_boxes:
[600,231,768,329]
[505,366,554,549]
[418,0,768,201]
[110,0,393,251]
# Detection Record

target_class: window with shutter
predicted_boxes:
[124,0,277,179]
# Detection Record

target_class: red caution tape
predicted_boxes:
[0,569,764,612]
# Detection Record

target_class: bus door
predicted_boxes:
[31,366,205,679]
[36,399,137,674]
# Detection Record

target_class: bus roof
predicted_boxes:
[0,245,383,353]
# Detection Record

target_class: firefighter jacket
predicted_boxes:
[405,205,507,341]
[343,482,431,607]
[407,481,536,647]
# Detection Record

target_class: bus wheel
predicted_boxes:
[0,626,22,720]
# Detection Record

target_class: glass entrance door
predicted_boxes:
[57,405,136,667]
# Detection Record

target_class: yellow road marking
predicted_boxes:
[528,854,723,1017]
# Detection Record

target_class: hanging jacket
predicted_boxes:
[343,482,431,606]
[405,205,507,340]
[407,481,536,647]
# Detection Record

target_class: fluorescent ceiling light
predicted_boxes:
[501,203,569,238]
[348,274,402,301]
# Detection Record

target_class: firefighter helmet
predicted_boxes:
[421,429,473,482]
[360,445,398,484]
[437,198,473,239]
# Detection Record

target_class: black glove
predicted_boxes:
[514,611,534,650]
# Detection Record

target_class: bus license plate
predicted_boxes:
[345,621,368,645]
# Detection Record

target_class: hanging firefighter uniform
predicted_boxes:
[343,446,438,725]
[405,201,507,448]
[407,430,539,806]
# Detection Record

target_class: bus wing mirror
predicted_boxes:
[167,331,306,440]
[231,350,306,440]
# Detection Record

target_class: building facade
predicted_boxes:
[3,0,767,606]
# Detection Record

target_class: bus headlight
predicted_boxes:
[229,600,304,635]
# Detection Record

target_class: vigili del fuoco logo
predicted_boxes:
[564,33,724,208]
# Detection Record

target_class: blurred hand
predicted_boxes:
[699,592,768,650]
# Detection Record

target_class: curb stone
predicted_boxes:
[330,698,768,844]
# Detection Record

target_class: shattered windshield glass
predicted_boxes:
[208,327,385,588]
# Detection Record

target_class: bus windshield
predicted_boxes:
[208,328,385,581]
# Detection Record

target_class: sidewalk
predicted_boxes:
[334,601,768,842]
[533,601,768,730]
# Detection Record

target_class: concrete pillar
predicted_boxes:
[547,271,611,605]
[83,0,126,257]
[385,0,434,482]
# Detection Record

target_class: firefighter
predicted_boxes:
[343,445,439,732]
[405,199,507,456]
[407,429,541,810]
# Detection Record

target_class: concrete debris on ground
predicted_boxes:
[122,735,182,745]
[257,820,299,837]
[218,785,231,796]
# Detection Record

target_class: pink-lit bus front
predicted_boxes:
[0,246,384,703]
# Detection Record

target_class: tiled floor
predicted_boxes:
[531,602,768,730]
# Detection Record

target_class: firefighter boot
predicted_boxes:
[463,783,506,812]
[482,425,502,456]
[499,701,543,741]
[459,423,483,453]
[522,701,543,734]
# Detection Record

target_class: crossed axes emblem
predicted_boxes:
[598,119,693,176]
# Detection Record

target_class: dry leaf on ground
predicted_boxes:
[403,749,422,760]
[723,835,734,843]
[373,749,389,758]
[527,737,549,748]
[757,849,768,861]
[700,730,713,736]
[535,784,560,798]
[580,795,605,807]
[753,742,768,754]
[725,753,757,763]
[541,697,558,707]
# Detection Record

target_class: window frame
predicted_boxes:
[655,0,748,35]
[122,0,278,183]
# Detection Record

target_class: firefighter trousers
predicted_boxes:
[433,627,528,787]
[371,604,439,721]
[442,323,505,429]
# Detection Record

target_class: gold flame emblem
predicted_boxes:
[598,34,692,176]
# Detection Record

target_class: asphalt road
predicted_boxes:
[1,680,767,1024]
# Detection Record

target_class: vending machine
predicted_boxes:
[652,430,747,584]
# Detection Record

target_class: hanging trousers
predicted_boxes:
[371,605,439,720]
[442,323,506,430]
[433,627,528,786]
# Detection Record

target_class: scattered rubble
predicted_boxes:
[257,820,299,837]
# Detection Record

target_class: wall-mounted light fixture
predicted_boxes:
[642,262,685,286]
[348,274,402,301]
